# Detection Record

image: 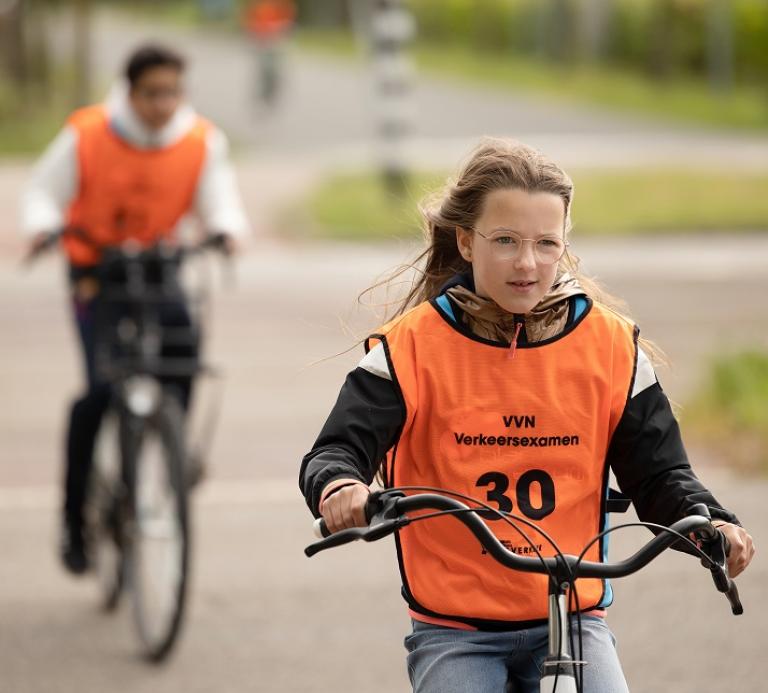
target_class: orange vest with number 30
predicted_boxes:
[368,299,637,627]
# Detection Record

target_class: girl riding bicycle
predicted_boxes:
[299,138,754,692]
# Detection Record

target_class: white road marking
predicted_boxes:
[0,478,301,512]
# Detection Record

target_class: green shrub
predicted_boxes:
[686,351,768,474]
[407,0,768,86]
[301,167,768,240]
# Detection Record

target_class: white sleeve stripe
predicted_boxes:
[632,346,657,398]
[358,343,392,381]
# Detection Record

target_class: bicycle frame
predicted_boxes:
[306,489,742,693]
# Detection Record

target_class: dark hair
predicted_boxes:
[125,44,185,87]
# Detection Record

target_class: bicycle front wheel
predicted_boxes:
[89,409,125,612]
[124,395,189,662]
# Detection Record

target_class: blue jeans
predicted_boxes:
[405,616,629,693]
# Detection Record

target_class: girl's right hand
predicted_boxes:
[320,482,371,534]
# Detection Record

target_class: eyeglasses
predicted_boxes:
[134,86,182,102]
[473,229,568,265]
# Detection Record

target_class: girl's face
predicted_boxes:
[456,188,566,315]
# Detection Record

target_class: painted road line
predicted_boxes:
[0,478,301,512]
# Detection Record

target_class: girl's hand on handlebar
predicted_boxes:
[320,482,371,534]
[714,522,755,578]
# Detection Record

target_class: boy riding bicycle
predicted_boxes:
[21,44,249,575]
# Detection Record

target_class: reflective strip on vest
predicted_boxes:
[369,300,637,627]
[64,105,209,266]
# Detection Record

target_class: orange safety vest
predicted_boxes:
[64,105,210,267]
[245,1,295,38]
[368,300,637,627]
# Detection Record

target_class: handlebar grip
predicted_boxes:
[312,488,386,539]
[313,517,330,539]
[23,230,61,265]
[725,578,743,616]
[709,565,744,616]
[199,232,232,256]
[304,526,367,558]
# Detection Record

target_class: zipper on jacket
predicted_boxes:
[508,317,524,359]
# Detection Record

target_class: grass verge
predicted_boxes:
[0,78,72,156]
[684,351,768,475]
[298,168,768,241]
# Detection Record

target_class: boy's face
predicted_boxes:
[456,188,566,315]
[129,66,183,131]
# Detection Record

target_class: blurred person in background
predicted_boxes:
[243,0,296,107]
[20,43,250,575]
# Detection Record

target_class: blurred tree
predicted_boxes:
[549,0,571,63]
[1,0,51,109]
[73,0,91,106]
[295,0,348,27]
[199,0,236,20]
[1,0,28,95]
[648,0,675,79]
[707,0,733,92]
[347,0,375,47]
[578,0,612,62]
[397,0,768,92]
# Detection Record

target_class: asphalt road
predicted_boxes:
[1,232,766,693]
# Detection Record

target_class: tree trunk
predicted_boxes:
[578,0,611,63]
[648,0,675,80]
[73,0,91,107]
[707,0,733,93]
[549,0,574,64]
[1,0,28,95]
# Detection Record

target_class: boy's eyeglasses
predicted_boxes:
[134,87,182,102]
[473,229,568,265]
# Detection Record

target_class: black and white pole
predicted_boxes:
[371,0,415,195]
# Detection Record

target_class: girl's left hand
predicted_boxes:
[713,522,755,578]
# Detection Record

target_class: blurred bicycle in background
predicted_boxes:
[27,229,229,661]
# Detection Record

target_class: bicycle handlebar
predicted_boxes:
[306,491,742,615]
[23,228,232,265]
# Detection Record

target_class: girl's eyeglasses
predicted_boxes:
[473,229,568,265]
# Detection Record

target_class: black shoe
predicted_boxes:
[60,522,89,575]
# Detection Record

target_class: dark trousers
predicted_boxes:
[64,289,199,530]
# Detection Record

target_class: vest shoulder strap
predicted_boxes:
[67,104,107,132]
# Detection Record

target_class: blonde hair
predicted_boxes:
[365,137,664,363]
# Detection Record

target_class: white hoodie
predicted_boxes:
[20,82,250,241]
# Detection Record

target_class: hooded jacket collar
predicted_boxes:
[104,80,199,150]
[439,272,587,345]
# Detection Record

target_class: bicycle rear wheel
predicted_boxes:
[124,395,189,662]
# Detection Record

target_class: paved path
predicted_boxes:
[45,8,768,171]
[1,234,767,693]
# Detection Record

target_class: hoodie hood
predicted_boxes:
[442,272,587,345]
[104,80,199,150]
